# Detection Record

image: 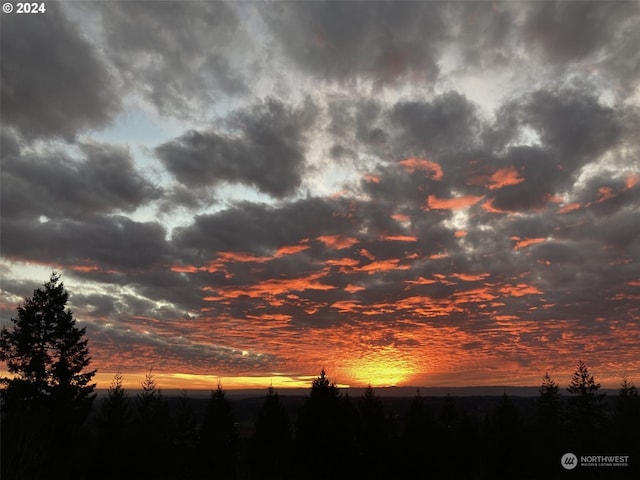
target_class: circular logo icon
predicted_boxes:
[561,453,578,470]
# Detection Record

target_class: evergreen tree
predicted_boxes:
[401,389,436,477]
[489,393,526,477]
[295,369,352,479]
[133,371,171,479]
[566,360,607,445]
[439,393,460,430]
[357,385,392,477]
[95,371,132,479]
[200,382,238,478]
[534,373,563,476]
[253,386,292,479]
[0,273,96,479]
[613,376,640,452]
[537,372,561,429]
[172,390,198,479]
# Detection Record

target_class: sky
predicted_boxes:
[1,1,640,391]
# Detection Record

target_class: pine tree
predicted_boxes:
[133,371,170,479]
[99,370,131,436]
[566,360,607,446]
[200,382,238,477]
[401,388,436,476]
[253,386,292,479]
[172,390,198,479]
[0,272,96,479]
[537,372,561,429]
[614,376,640,451]
[96,371,132,478]
[357,385,392,477]
[489,393,525,477]
[296,369,351,478]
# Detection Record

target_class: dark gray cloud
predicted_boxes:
[0,3,120,140]
[1,136,160,219]
[99,0,248,116]
[261,1,446,84]
[1,215,170,272]
[156,98,317,197]
[523,1,637,64]
[391,92,482,156]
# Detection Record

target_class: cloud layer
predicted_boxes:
[1,1,639,388]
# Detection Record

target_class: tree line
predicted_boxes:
[1,274,639,479]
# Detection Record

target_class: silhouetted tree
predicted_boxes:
[537,372,562,429]
[439,394,460,430]
[533,373,563,476]
[357,385,393,477]
[296,369,353,478]
[613,376,640,452]
[200,382,238,478]
[0,273,96,480]
[171,390,198,479]
[95,371,132,478]
[133,371,171,479]
[488,393,526,478]
[401,389,437,476]
[566,360,607,447]
[252,386,292,479]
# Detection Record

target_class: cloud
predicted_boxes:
[391,92,482,155]
[2,1,639,386]
[0,3,120,140]
[0,136,160,219]
[261,1,446,84]
[155,98,317,197]
[98,0,249,116]
[1,215,170,272]
[523,1,637,65]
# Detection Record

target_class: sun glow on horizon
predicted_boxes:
[345,347,416,387]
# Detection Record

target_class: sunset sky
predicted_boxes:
[1,1,640,391]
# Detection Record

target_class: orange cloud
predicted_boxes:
[246,313,292,323]
[317,235,359,250]
[482,198,511,213]
[511,237,546,250]
[326,257,360,268]
[382,234,417,242]
[558,202,582,214]
[399,157,443,180]
[403,276,437,287]
[206,269,336,299]
[392,213,411,223]
[345,283,365,293]
[596,186,615,203]
[426,194,484,211]
[499,283,543,297]
[487,166,524,190]
[356,259,411,274]
[70,265,100,273]
[331,300,361,313]
[625,173,639,190]
[452,273,490,282]
[454,230,467,237]
[363,174,380,184]
[453,287,499,304]
[275,243,310,257]
[217,251,271,263]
